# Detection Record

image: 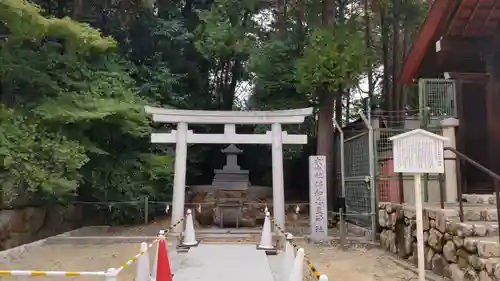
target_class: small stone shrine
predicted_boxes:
[213,144,249,227]
[187,144,272,228]
[212,144,250,189]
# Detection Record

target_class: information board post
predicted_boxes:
[414,173,425,281]
[389,129,448,281]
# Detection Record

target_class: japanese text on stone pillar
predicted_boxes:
[309,156,327,241]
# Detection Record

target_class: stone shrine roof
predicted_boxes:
[221,144,243,154]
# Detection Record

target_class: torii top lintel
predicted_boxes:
[144,106,314,124]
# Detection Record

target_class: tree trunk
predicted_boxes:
[345,89,351,122]
[72,0,83,19]
[321,0,335,25]
[392,0,401,123]
[317,91,335,203]
[380,7,391,114]
[317,0,336,206]
[402,23,409,111]
[364,0,374,106]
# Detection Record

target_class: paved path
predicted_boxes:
[174,244,274,281]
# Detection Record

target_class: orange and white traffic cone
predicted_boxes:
[152,230,165,280]
[156,238,173,281]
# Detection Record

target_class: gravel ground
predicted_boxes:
[0,241,178,281]
[296,242,420,281]
[0,223,423,281]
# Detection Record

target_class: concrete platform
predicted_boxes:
[174,244,274,281]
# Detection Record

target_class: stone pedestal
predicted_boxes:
[187,188,270,227]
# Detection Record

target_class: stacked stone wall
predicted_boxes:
[379,202,500,281]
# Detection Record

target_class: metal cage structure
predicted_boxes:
[418,78,457,118]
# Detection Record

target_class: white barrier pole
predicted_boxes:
[0,270,106,276]
[319,275,329,281]
[135,242,150,281]
[281,233,295,281]
[105,268,117,281]
[288,248,304,281]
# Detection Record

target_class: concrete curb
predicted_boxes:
[0,227,88,264]
[44,236,168,245]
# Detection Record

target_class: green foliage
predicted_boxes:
[0,0,425,223]
[0,106,88,202]
[0,1,174,224]
[0,0,115,52]
[400,0,428,34]
[195,0,257,60]
[250,40,296,94]
[249,38,306,109]
[295,22,368,95]
[248,37,312,161]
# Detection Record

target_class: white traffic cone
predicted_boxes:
[257,212,274,250]
[288,248,305,281]
[319,275,329,281]
[134,242,150,281]
[181,209,199,247]
[151,230,165,280]
[281,233,295,281]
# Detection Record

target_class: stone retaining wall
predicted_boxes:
[187,188,272,227]
[0,205,83,250]
[379,202,500,281]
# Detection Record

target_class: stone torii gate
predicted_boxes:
[145,106,313,230]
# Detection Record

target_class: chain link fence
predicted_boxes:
[333,104,450,242]
[333,113,376,242]
[375,126,444,205]
[343,131,371,225]
[67,199,174,226]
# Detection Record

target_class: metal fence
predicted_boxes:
[330,79,456,242]
[375,127,443,204]
[333,113,376,242]
[333,111,447,241]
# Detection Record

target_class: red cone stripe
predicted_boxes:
[156,239,172,281]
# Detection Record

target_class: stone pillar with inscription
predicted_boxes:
[309,156,328,242]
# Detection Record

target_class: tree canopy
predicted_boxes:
[0,0,428,223]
